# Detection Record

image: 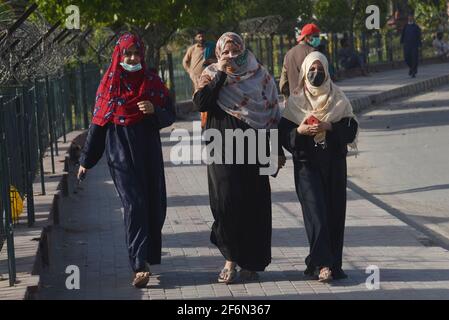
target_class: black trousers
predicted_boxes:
[404,47,419,75]
[293,158,347,271]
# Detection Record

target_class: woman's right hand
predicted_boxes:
[217,57,230,72]
[297,123,316,136]
[77,165,87,181]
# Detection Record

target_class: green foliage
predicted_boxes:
[314,0,389,33]
[408,0,448,30]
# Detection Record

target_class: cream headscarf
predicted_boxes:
[282,51,358,150]
[196,32,280,129]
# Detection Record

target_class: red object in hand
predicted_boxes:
[306,115,320,125]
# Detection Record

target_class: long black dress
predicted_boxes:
[193,70,278,271]
[279,116,358,278]
[79,99,175,273]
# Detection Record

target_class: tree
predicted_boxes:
[314,0,389,47]
[35,0,228,68]
[408,0,448,31]
[35,0,314,68]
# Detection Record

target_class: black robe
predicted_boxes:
[401,23,422,75]
[279,116,358,276]
[193,70,280,271]
[79,98,175,273]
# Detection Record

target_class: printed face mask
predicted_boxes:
[307,70,326,87]
[232,49,248,66]
[120,62,142,72]
[308,36,321,48]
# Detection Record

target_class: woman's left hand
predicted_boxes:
[311,121,332,133]
[137,100,155,114]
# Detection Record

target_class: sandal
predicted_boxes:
[132,271,151,288]
[218,268,237,284]
[318,267,333,283]
[239,269,259,282]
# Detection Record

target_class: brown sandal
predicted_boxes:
[132,271,151,288]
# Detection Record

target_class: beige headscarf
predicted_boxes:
[282,51,358,150]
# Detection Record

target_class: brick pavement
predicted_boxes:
[35,119,449,300]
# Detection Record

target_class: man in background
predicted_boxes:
[279,23,320,98]
[400,12,422,78]
[183,30,206,91]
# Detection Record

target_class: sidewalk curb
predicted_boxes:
[28,133,86,299]
[351,74,449,113]
[0,131,85,300]
[174,68,449,118]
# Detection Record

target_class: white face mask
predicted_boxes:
[120,62,142,72]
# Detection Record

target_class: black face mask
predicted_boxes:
[307,70,326,87]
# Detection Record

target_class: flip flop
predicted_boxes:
[132,271,151,288]
[218,268,237,284]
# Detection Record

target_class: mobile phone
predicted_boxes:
[306,115,320,125]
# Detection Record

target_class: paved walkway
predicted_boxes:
[0,62,444,300]
[36,116,449,299]
[337,62,449,102]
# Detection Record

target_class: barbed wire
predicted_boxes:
[0,3,81,85]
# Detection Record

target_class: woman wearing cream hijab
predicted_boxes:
[279,51,358,282]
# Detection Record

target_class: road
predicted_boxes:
[347,84,449,248]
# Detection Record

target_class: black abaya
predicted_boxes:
[279,116,358,276]
[80,99,175,272]
[193,70,278,271]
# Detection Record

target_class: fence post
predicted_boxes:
[366,32,371,65]
[257,37,263,64]
[361,32,367,65]
[80,63,89,129]
[387,31,393,63]
[50,80,59,157]
[0,96,17,286]
[45,76,55,174]
[167,52,176,108]
[279,34,285,68]
[332,33,339,71]
[268,34,274,75]
[33,79,46,195]
[59,75,67,143]
[376,31,383,63]
[20,87,35,227]
[67,71,74,132]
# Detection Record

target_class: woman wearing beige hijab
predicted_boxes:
[279,51,358,282]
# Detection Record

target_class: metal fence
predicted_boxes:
[0,63,99,286]
[168,29,443,102]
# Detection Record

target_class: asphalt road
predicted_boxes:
[347,84,449,249]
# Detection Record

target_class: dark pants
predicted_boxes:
[404,46,419,75]
[293,158,347,272]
